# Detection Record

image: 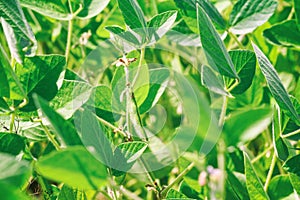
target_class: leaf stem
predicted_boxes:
[251,145,274,163]
[160,162,195,198]
[264,152,277,191]
[218,96,228,126]
[96,115,128,138]
[227,78,239,92]
[40,121,61,150]
[9,111,15,132]
[282,128,300,138]
[228,31,244,49]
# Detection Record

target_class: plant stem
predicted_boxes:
[264,152,277,191]
[65,19,73,61]
[96,115,128,138]
[124,65,133,139]
[9,111,15,132]
[227,78,239,92]
[282,128,300,138]
[160,162,195,198]
[218,96,228,127]
[40,122,61,150]
[132,48,145,87]
[228,31,244,49]
[251,145,274,163]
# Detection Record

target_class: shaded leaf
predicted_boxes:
[267,175,294,199]
[50,80,92,119]
[112,141,148,176]
[201,65,229,96]
[147,10,177,43]
[0,0,37,63]
[229,0,278,34]
[244,153,270,200]
[228,50,256,94]
[252,43,300,125]
[263,20,300,48]
[0,153,30,187]
[197,5,238,78]
[33,94,82,146]
[36,147,108,190]
[0,133,25,155]
[283,154,300,176]
[15,55,66,111]
[0,181,30,200]
[224,107,273,146]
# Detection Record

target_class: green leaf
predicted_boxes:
[117,0,147,30]
[197,5,238,78]
[174,0,226,33]
[289,173,300,194]
[263,20,300,48]
[33,94,82,146]
[228,50,256,94]
[0,181,30,200]
[0,45,26,100]
[15,55,66,111]
[0,133,25,155]
[201,65,230,96]
[0,98,10,112]
[20,0,70,20]
[244,153,270,200]
[294,0,300,29]
[36,147,108,190]
[70,0,110,19]
[166,189,191,199]
[58,185,87,200]
[229,0,278,34]
[50,80,92,119]
[86,85,121,122]
[224,107,273,146]
[226,171,249,200]
[283,155,300,176]
[267,175,294,199]
[0,153,30,187]
[272,108,289,161]
[252,43,300,125]
[74,109,114,166]
[112,141,148,176]
[139,68,170,114]
[21,0,110,20]
[0,0,37,63]
[147,10,177,43]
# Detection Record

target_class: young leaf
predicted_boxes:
[117,0,147,30]
[283,155,300,176]
[33,94,82,146]
[263,20,300,48]
[15,55,66,111]
[201,65,230,96]
[0,133,25,155]
[50,80,92,119]
[229,0,278,34]
[244,153,270,200]
[35,147,108,190]
[228,50,256,94]
[147,11,178,43]
[252,43,300,125]
[0,0,37,63]
[197,5,238,78]
[112,141,148,176]
[58,185,87,200]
